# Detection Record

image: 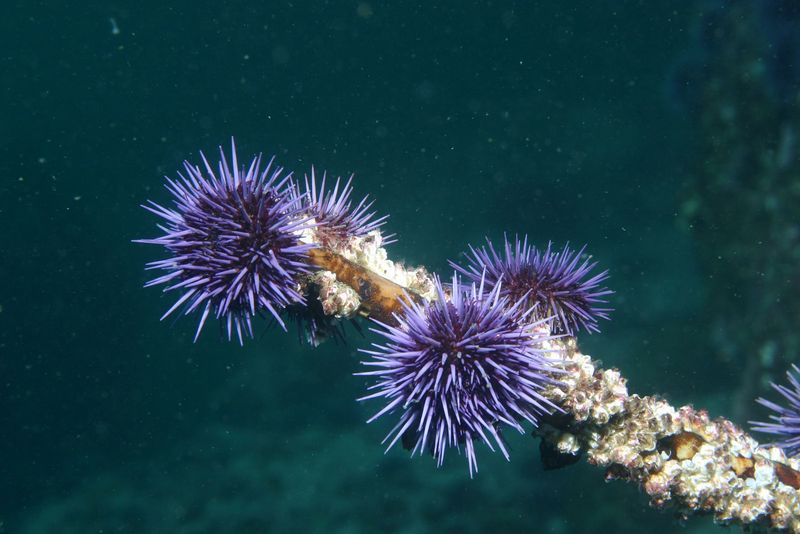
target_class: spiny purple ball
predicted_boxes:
[357,273,561,476]
[136,141,314,344]
[449,235,612,335]
[751,365,800,456]
[294,168,393,245]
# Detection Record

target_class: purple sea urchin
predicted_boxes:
[449,235,612,335]
[357,272,561,476]
[295,168,391,246]
[136,140,314,344]
[752,365,800,457]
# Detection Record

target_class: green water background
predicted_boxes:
[1,2,740,532]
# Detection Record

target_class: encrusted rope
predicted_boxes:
[316,234,800,532]
[539,338,800,532]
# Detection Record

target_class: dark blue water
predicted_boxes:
[2,2,796,532]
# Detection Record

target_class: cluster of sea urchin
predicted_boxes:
[136,141,315,344]
[137,140,617,476]
[449,235,612,334]
[751,364,800,457]
[357,272,561,476]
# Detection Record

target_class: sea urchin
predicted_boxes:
[751,364,800,457]
[294,167,391,246]
[136,140,314,343]
[449,235,612,335]
[357,272,561,476]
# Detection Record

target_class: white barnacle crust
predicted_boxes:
[537,339,800,532]
[312,271,361,319]
[296,218,319,246]
[295,220,362,320]
[558,432,580,456]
